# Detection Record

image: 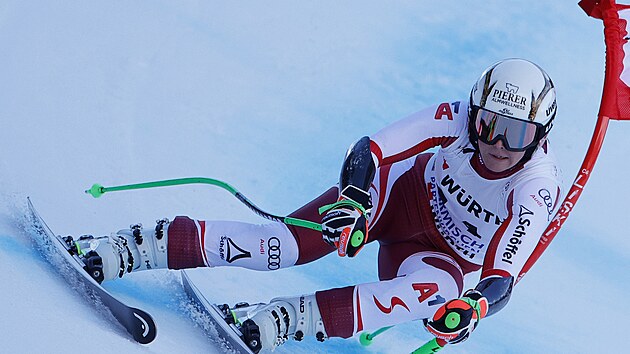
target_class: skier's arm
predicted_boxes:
[322,102,465,257]
[476,178,561,316]
[339,136,377,205]
[369,101,465,166]
[473,275,513,317]
[321,136,375,257]
[338,100,467,193]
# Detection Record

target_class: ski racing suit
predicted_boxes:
[163,100,563,338]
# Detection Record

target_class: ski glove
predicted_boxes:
[425,290,488,344]
[320,185,372,257]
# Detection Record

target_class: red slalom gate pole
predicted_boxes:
[517,114,610,283]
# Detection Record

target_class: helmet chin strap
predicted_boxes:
[514,136,547,167]
[516,146,537,166]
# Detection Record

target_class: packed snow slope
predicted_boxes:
[0,1,627,353]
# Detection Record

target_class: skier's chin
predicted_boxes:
[478,142,525,173]
[483,156,514,172]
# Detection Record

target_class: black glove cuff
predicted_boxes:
[340,185,373,211]
[463,289,484,301]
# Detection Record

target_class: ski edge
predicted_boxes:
[181,270,255,354]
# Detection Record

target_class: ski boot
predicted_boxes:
[63,219,170,283]
[228,294,328,352]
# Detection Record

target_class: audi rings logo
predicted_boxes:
[267,237,281,270]
[538,188,554,220]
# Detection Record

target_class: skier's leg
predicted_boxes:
[73,219,171,283]
[346,250,463,335]
[76,188,338,283]
[231,250,463,351]
[75,214,305,282]
[198,187,339,270]
[75,215,228,283]
[231,293,327,352]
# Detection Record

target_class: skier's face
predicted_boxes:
[478,139,526,172]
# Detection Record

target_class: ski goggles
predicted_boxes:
[472,107,549,152]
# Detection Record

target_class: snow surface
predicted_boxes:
[0,1,627,353]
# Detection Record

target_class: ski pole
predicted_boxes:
[359,326,393,346]
[85,177,322,232]
[361,328,446,353]
[411,338,447,354]
[360,326,445,354]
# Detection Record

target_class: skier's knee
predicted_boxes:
[398,252,464,297]
[166,216,207,269]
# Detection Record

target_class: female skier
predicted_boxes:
[75,58,561,352]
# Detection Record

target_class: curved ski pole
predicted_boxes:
[85,177,322,232]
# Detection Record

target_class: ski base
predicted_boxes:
[26,198,157,344]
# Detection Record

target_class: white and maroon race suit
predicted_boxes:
[162,100,562,339]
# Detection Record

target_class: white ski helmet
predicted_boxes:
[468,58,557,153]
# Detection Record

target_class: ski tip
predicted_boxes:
[131,309,157,344]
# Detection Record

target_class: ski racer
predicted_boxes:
[75,58,561,352]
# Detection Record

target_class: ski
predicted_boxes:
[181,270,256,354]
[26,198,157,344]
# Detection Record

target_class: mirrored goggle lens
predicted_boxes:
[474,109,540,151]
